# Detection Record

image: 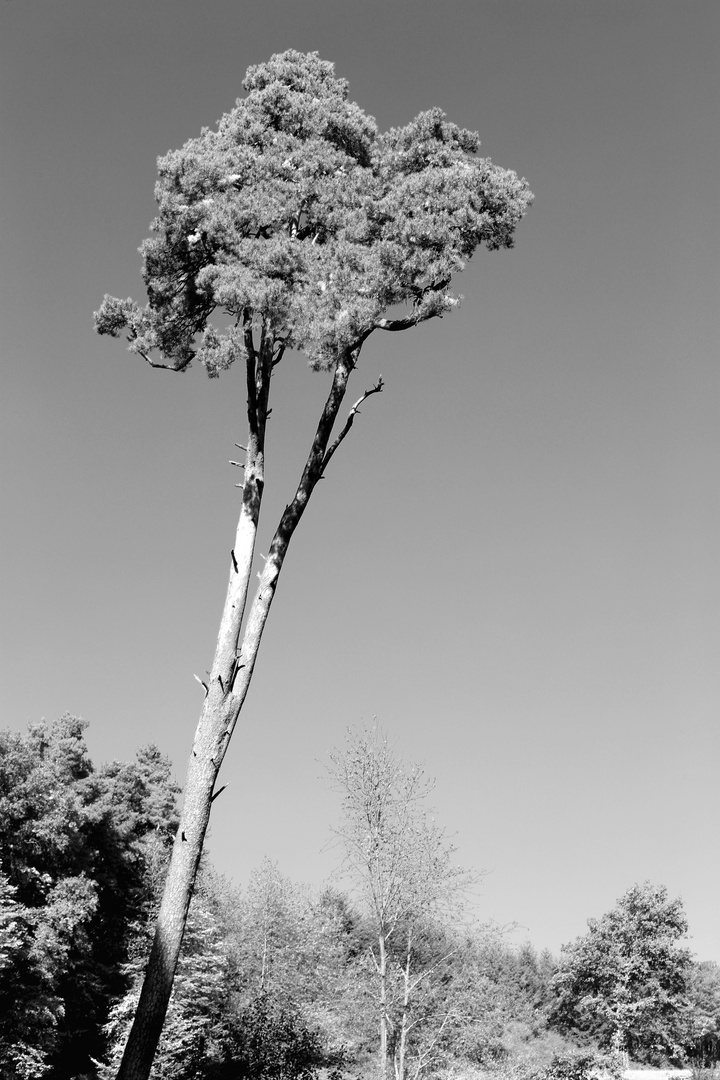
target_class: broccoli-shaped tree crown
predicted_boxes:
[95,50,532,375]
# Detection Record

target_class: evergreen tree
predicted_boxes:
[0,716,180,1078]
[683,961,720,1066]
[94,48,531,1079]
[101,865,345,1080]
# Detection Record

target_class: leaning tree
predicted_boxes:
[94,49,532,1080]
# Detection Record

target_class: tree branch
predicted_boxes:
[134,346,192,372]
[320,377,384,473]
[374,315,423,333]
[193,674,209,696]
[374,279,452,334]
[411,1010,455,1080]
[406,945,460,995]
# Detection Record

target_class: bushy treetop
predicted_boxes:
[550,882,692,1059]
[0,716,181,1078]
[95,49,532,374]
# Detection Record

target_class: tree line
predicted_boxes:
[2,717,719,1080]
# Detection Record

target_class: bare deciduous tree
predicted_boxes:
[328,727,472,1080]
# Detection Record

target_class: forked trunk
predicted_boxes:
[115,348,363,1080]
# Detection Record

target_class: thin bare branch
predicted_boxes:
[193,674,209,696]
[321,377,384,473]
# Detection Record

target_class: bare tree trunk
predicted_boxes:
[379,932,389,1080]
[115,346,375,1080]
[259,915,268,993]
[396,928,413,1080]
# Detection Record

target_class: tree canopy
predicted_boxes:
[95,49,532,374]
[550,882,692,1062]
[0,716,180,1079]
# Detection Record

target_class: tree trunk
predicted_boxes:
[379,931,389,1079]
[396,928,413,1080]
[115,346,360,1080]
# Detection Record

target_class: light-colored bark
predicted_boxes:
[396,929,413,1080]
[115,345,371,1080]
[379,932,389,1078]
[330,730,469,1080]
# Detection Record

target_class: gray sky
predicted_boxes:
[2,0,719,960]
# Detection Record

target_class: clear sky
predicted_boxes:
[1,0,719,961]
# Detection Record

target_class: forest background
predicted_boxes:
[1,0,719,1024]
[3,716,720,1080]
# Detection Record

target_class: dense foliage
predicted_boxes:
[0,716,180,1079]
[3,720,720,1079]
[549,883,702,1064]
[684,961,720,1066]
[94,50,532,375]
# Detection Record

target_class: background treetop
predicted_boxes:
[550,882,693,1061]
[95,49,532,373]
